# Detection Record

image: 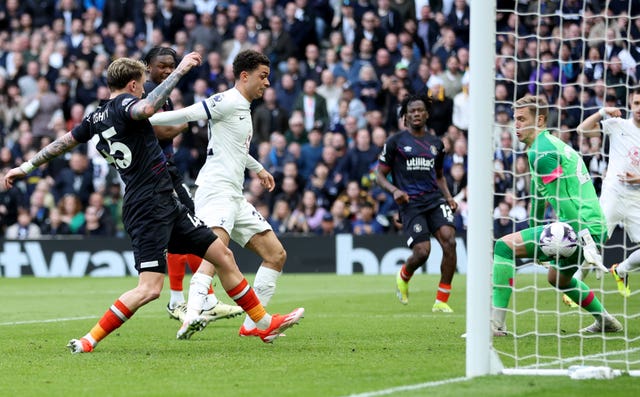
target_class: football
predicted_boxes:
[539,221,578,258]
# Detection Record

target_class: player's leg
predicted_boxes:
[68,207,173,354]
[173,210,303,342]
[185,238,303,343]
[240,230,286,335]
[492,226,541,335]
[429,203,457,313]
[167,253,188,319]
[609,196,640,296]
[395,210,430,304]
[68,271,165,353]
[549,265,622,333]
[431,225,456,312]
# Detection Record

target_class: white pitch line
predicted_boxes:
[338,376,469,397]
[0,316,98,326]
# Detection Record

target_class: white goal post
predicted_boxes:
[465,0,640,378]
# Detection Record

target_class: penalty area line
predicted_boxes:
[339,376,469,397]
[0,316,99,326]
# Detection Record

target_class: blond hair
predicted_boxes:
[106,58,147,90]
[514,95,548,124]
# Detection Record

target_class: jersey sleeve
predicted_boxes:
[378,136,396,168]
[434,138,445,171]
[70,116,92,143]
[532,152,562,184]
[600,117,621,137]
[203,92,236,122]
[149,100,210,125]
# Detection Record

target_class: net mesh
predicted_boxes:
[491,0,640,374]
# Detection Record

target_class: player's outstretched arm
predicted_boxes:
[150,101,210,126]
[132,52,202,120]
[3,131,79,189]
[576,107,621,137]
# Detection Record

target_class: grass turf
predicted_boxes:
[0,274,637,396]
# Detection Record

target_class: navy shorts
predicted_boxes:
[399,200,456,248]
[124,193,216,274]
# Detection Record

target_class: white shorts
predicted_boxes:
[194,187,272,247]
[600,184,640,243]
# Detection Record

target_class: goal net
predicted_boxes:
[467,0,640,377]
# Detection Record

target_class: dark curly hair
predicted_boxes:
[232,50,270,79]
[398,93,433,119]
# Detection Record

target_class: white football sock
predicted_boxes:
[243,266,281,329]
[617,248,640,277]
[187,273,212,320]
[202,293,219,311]
[169,290,185,309]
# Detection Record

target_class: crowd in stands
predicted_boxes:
[0,0,636,241]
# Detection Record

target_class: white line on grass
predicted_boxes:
[339,376,469,397]
[0,316,98,326]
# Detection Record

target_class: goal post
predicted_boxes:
[466,0,640,378]
[466,0,498,378]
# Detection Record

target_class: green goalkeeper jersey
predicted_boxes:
[528,130,606,241]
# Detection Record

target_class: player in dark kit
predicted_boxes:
[3,53,304,353]
[376,93,458,313]
[143,46,242,323]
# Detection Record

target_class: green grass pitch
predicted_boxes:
[0,274,638,396]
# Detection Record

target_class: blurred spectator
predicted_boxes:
[426,77,453,136]
[221,24,253,66]
[331,1,357,47]
[451,71,469,132]
[88,191,115,237]
[351,201,384,235]
[263,132,296,179]
[339,128,379,185]
[57,193,84,234]
[77,205,110,237]
[252,87,289,144]
[273,175,301,215]
[317,212,336,236]
[493,200,515,239]
[28,186,50,229]
[440,55,463,100]
[274,72,300,114]
[287,189,327,233]
[316,69,343,121]
[352,64,381,111]
[40,207,71,237]
[268,198,293,235]
[292,78,329,132]
[299,128,324,179]
[5,207,41,239]
[53,151,94,206]
[21,75,61,140]
[300,43,326,85]
[0,168,24,233]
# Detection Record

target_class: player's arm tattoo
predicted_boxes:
[30,132,79,167]
[131,71,185,120]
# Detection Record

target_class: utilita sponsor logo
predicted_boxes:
[0,242,136,277]
[405,157,435,171]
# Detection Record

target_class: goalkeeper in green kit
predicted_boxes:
[491,95,622,336]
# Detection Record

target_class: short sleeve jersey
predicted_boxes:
[143,80,175,160]
[71,94,173,206]
[528,130,605,235]
[378,130,445,206]
[601,117,640,185]
[194,88,253,197]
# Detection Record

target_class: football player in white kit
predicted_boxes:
[150,50,289,338]
[576,88,640,297]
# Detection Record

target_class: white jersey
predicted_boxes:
[600,117,640,241]
[196,88,255,197]
[601,117,640,192]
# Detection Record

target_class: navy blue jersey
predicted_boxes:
[378,130,445,205]
[71,94,173,208]
[143,80,174,160]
